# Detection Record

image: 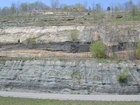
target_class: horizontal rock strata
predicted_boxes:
[0,59,139,94]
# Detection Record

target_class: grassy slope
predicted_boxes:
[0,97,139,105]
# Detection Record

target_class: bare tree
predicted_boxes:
[10,3,16,15]
[131,5,137,20]
[138,0,140,9]
[1,6,10,16]
[129,0,133,9]
[61,4,68,11]
[124,0,133,11]
[0,7,1,16]
[95,3,102,12]
[16,2,21,15]
[20,2,29,12]
[110,2,115,13]
[117,2,124,11]
[83,0,88,9]
[92,1,95,11]
[50,0,59,10]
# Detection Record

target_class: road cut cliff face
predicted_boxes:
[0,26,95,43]
[0,59,139,94]
[0,24,140,59]
[0,23,139,43]
[0,22,140,95]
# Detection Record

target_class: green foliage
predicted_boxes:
[117,67,129,83]
[0,96,139,105]
[108,11,140,22]
[90,41,105,58]
[71,70,82,79]
[135,40,140,59]
[107,6,111,11]
[18,39,20,43]
[69,30,79,42]
[25,38,36,43]
[96,57,115,63]
[136,49,140,58]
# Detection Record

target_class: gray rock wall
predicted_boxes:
[0,59,140,94]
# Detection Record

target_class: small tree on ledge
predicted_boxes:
[90,40,105,58]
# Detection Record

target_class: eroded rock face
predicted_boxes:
[0,42,90,53]
[0,59,139,94]
[0,24,140,59]
[1,25,138,43]
[0,26,91,43]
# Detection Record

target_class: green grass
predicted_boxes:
[95,58,116,63]
[25,38,36,43]
[108,11,140,22]
[0,97,139,105]
[1,10,140,27]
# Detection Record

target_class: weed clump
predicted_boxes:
[117,67,129,83]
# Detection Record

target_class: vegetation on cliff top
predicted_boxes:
[0,0,140,26]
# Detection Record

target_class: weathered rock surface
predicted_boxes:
[0,26,96,43]
[0,24,140,58]
[0,59,139,94]
[0,42,90,53]
[0,24,139,43]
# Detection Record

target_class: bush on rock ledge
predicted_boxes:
[90,40,105,58]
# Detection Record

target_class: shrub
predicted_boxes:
[135,40,140,59]
[90,40,105,58]
[117,67,129,83]
[71,70,82,80]
[26,38,36,43]
[69,30,79,42]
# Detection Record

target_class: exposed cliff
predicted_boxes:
[0,23,139,43]
[0,23,140,59]
[0,12,140,95]
[0,59,140,94]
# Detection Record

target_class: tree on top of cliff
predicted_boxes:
[107,6,111,11]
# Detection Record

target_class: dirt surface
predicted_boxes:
[0,91,140,101]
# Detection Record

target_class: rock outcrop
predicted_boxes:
[1,24,139,43]
[0,42,90,53]
[0,11,140,95]
[0,59,139,94]
[0,24,140,59]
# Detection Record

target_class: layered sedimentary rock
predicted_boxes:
[0,11,140,95]
[0,24,139,43]
[0,59,139,94]
[0,24,140,58]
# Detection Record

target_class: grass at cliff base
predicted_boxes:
[0,97,139,105]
